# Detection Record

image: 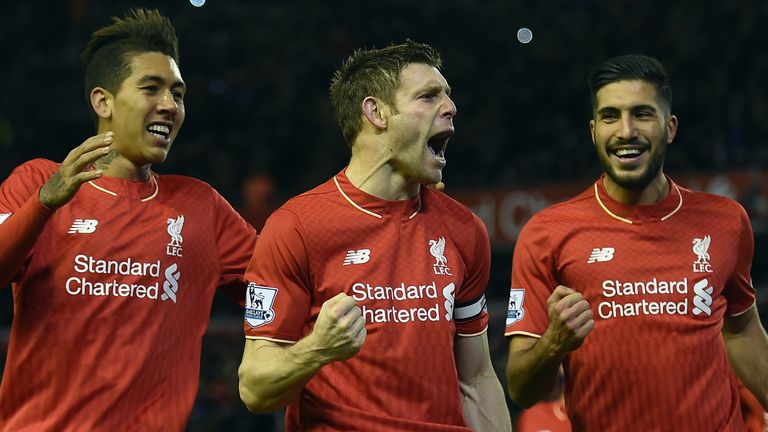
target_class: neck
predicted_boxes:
[94,149,152,181]
[602,172,669,206]
[345,138,419,201]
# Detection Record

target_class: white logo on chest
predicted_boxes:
[68,219,99,234]
[166,215,184,257]
[429,236,452,275]
[692,235,713,273]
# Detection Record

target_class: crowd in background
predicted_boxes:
[2,0,768,429]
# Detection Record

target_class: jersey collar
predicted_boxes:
[333,169,421,220]
[594,174,683,224]
[87,173,159,202]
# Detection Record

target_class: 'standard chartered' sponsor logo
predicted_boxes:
[244,284,278,328]
[429,237,452,275]
[166,215,184,257]
[506,288,525,326]
[692,278,713,316]
[351,281,452,323]
[65,254,181,302]
[692,235,713,273]
[68,219,98,234]
[597,277,716,319]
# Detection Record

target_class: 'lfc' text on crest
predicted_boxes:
[692,235,713,273]
[166,215,185,257]
[429,236,453,276]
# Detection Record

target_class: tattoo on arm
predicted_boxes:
[39,171,65,208]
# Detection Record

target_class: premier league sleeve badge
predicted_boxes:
[244,283,278,328]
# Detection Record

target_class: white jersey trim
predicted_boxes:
[730,301,757,317]
[245,335,297,344]
[334,177,382,219]
[504,330,542,338]
[457,326,488,338]
[87,174,159,202]
[594,180,683,224]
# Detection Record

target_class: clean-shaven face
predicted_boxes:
[386,63,457,185]
[108,51,186,165]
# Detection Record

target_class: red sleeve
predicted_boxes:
[243,208,311,343]
[505,213,558,337]
[455,212,491,337]
[212,190,258,306]
[725,204,756,315]
[0,160,57,285]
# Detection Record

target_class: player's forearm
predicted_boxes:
[238,336,332,413]
[460,371,512,431]
[0,194,54,286]
[506,335,566,408]
[724,307,768,409]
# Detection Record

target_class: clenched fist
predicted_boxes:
[544,285,594,354]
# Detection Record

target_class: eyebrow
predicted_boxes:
[596,104,657,115]
[137,75,186,90]
[418,82,452,96]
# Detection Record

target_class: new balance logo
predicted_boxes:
[587,247,614,263]
[343,249,371,265]
[68,219,99,234]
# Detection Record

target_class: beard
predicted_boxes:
[598,130,667,191]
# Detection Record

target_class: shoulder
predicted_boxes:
[425,189,489,253]
[426,188,484,227]
[678,185,749,219]
[155,173,233,205]
[1,159,58,195]
[527,185,595,226]
[8,158,59,180]
[279,177,339,216]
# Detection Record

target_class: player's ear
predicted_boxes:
[362,96,388,130]
[90,87,113,120]
[589,119,596,146]
[666,114,678,144]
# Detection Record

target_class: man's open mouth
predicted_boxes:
[427,130,452,158]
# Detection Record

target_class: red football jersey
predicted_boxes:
[505,176,755,432]
[516,398,571,432]
[0,159,256,431]
[244,169,490,431]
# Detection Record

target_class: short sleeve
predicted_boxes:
[0,159,56,213]
[505,214,558,337]
[724,204,756,315]
[243,208,312,343]
[455,213,491,337]
[212,190,257,304]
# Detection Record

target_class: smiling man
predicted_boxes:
[0,9,256,431]
[237,41,510,431]
[505,54,768,431]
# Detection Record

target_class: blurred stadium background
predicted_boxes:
[2,0,768,430]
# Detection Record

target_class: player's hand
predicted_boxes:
[543,285,594,354]
[39,132,113,209]
[310,292,367,364]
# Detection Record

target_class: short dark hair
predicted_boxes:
[81,8,179,125]
[589,54,672,115]
[329,40,442,146]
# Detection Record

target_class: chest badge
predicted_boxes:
[166,215,185,257]
[692,235,713,273]
[429,236,453,276]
